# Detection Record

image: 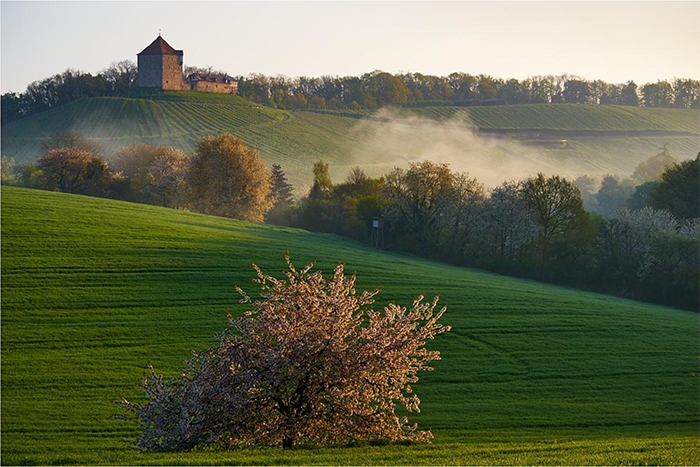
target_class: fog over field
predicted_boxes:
[348,109,569,186]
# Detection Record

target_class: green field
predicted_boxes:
[2,92,699,189]
[314,104,700,133]
[2,186,698,465]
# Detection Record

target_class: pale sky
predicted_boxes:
[1,1,699,94]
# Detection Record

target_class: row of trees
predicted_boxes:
[2,132,697,309]
[286,158,698,311]
[2,132,274,222]
[1,61,137,123]
[238,73,700,110]
[4,62,699,123]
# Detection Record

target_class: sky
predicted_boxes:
[1,1,699,94]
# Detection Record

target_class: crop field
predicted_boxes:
[2,186,699,465]
[2,93,699,189]
[309,104,700,133]
[459,104,699,133]
[530,136,700,176]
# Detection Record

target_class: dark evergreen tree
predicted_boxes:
[270,164,294,205]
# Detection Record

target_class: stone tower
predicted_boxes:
[137,36,187,90]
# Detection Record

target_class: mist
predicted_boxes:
[347,108,594,187]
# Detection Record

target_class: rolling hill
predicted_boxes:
[2,186,698,465]
[2,92,698,189]
[310,103,700,133]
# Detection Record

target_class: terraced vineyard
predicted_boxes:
[2,95,286,156]
[2,92,699,189]
[1,94,364,189]
[2,187,699,465]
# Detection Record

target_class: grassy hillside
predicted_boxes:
[1,93,364,190]
[2,92,699,189]
[315,104,700,133]
[2,186,698,465]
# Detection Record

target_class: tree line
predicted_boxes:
[1,131,272,222]
[3,60,699,123]
[2,132,697,310]
[1,61,137,124]
[284,155,699,311]
[238,73,700,110]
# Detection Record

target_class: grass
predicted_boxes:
[2,93,699,190]
[311,104,700,133]
[2,186,699,465]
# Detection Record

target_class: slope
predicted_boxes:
[0,92,364,190]
[1,92,699,188]
[1,186,698,465]
[315,104,700,133]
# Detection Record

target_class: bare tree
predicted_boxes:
[114,144,188,207]
[100,60,137,94]
[37,147,111,195]
[631,146,678,185]
[41,131,102,157]
[443,173,486,260]
[383,161,456,252]
[146,151,189,209]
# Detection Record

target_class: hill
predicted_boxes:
[2,186,698,465]
[2,92,699,189]
[310,104,700,133]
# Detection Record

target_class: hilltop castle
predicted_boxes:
[137,36,238,94]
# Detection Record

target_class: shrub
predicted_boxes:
[118,255,451,451]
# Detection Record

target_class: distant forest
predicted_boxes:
[2,59,699,124]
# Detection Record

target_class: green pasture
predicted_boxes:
[312,104,700,133]
[2,187,698,465]
[411,104,699,133]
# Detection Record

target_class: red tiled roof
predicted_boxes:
[138,36,183,56]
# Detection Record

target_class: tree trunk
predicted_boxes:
[282,438,294,450]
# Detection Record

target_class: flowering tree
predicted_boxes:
[479,180,539,261]
[599,207,699,304]
[118,256,451,451]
